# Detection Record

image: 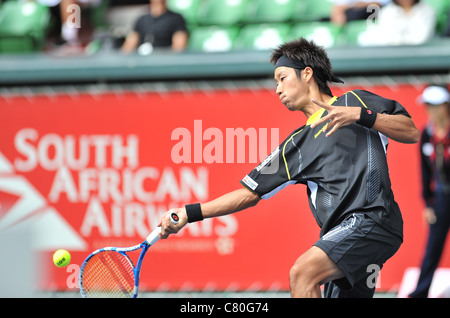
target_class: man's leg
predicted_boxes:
[290,213,402,298]
[289,246,344,298]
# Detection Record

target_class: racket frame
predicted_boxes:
[79,213,178,298]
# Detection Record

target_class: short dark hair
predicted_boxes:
[270,37,335,96]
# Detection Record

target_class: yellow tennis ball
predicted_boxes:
[53,249,71,268]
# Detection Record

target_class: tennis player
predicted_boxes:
[158,38,420,298]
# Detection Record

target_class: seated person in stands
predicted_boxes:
[444,9,450,37]
[330,0,391,26]
[37,0,102,55]
[361,0,436,46]
[121,0,188,54]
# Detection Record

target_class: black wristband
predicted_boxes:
[185,203,203,223]
[356,107,377,128]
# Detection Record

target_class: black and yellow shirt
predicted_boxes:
[241,90,410,239]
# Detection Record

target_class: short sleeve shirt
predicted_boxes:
[133,11,187,48]
[240,90,410,238]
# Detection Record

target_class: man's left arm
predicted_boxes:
[311,99,420,144]
[372,112,420,144]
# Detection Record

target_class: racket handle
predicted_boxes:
[145,212,179,245]
[145,228,162,246]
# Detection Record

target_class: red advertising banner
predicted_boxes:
[1,84,447,294]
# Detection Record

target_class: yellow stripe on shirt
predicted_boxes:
[282,96,338,180]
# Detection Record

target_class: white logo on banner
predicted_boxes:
[0,152,87,251]
[5,128,238,254]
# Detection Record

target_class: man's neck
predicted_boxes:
[303,93,333,119]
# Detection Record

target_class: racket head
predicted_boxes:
[79,249,137,298]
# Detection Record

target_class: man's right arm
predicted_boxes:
[158,187,261,239]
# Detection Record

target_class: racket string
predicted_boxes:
[81,251,135,298]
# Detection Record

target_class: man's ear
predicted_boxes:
[303,66,314,83]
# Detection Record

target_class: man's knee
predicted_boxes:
[289,261,320,298]
[290,258,311,283]
[289,253,322,296]
[289,247,344,297]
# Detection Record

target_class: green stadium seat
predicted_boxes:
[244,0,297,23]
[167,0,201,27]
[89,0,110,30]
[0,1,50,53]
[423,0,450,33]
[289,22,342,48]
[188,26,239,52]
[234,23,291,50]
[424,0,450,13]
[341,20,370,46]
[294,0,334,22]
[195,0,249,26]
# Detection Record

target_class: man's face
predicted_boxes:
[395,0,415,8]
[426,103,448,123]
[274,66,308,111]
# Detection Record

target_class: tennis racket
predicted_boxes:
[79,212,179,298]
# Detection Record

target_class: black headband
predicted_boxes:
[275,55,344,84]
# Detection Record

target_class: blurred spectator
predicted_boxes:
[120,0,188,55]
[409,85,450,298]
[330,0,391,26]
[361,0,436,46]
[37,0,103,55]
[444,10,450,37]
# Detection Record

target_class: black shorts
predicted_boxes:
[314,213,402,298]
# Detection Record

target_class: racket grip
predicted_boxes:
[146,228,161,245]
[145,212,180,245]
